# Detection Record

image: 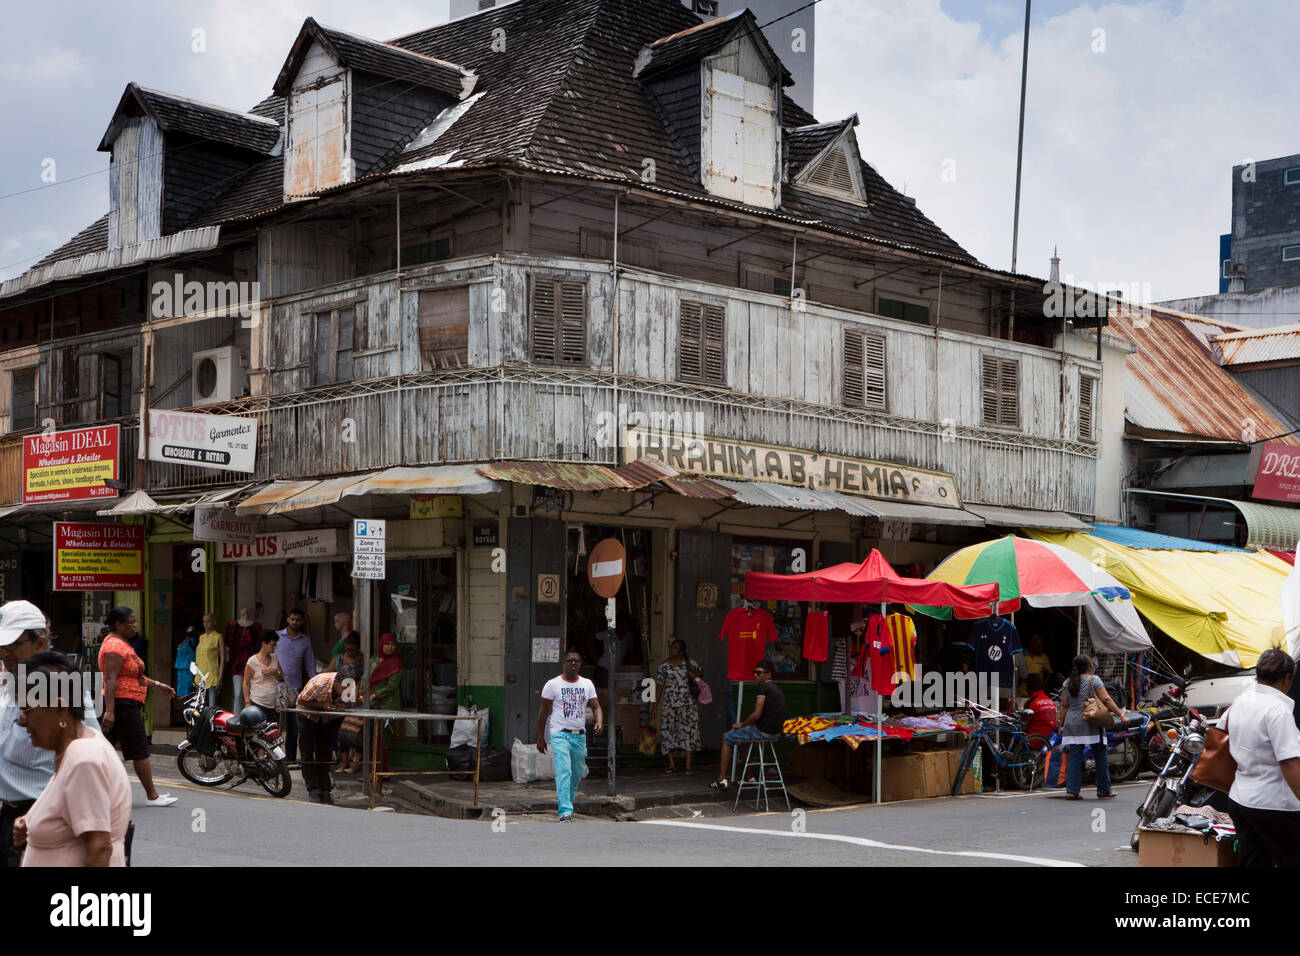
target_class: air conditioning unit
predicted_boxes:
[192,346,248,405]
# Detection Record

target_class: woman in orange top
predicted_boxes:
[99,607,177,807]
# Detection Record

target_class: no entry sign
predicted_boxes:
[587,537,626,598]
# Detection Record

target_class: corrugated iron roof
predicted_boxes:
[1211,324,1300,366]
[1112,306,1300,444]
[658,475,734,500]
[236,479,327,516]
[341,465,499,497]
[476,458,674,491]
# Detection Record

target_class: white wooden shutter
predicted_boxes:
[862,333,886,410]
[703,303,725,385]
[678,301,703,381]
[558,281,586,364]
[844,330,886,410]
[1078,375,1095,440]
[843,330,864,406]
[981,355,1019,428]
[530,278,557,363]
[706,69,746,203]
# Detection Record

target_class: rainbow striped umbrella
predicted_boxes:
[913,535,1149,650]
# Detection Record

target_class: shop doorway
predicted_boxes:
[377,556,458,740]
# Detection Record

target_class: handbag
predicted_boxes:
[694,677,713,706]
[1190,709,1236,793]
[687,662,701,699]
[1082,678,1114,729]
[275,681,298,712]
[637,725,658,756]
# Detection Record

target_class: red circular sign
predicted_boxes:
[587,538,626,598]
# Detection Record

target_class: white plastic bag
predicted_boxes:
[451,705,490,749]
[511,738,554,783]
[511,737,589,784]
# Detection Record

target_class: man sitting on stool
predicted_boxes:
[711,660,786,791]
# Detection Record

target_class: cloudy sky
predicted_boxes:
[1,0,1293,301]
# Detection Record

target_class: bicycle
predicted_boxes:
[950,702,1048,795]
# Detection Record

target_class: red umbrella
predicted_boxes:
[744,549,999,613]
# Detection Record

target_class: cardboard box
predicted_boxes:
[940,748,976,794]
[1138,828,1236,868]
[882,753,946,802]
[793,742,845,779]
[616,704,644,744]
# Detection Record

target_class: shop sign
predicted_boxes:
[53,522,144,591]
[410,495,462,519]
[531,637,560,663]
[23,425,120,504]
[194,505,256,544]
[624,428,961,507]
[0,555,21,604]
[532,485,566,511]
[352,519,386,580]
[472,523,499,547]
[216,529,341,562]
[146,409,258,473]
[537,573,560,603]
[1253,440,1300,504]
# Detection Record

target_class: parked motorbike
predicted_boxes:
[1129,693,1217,850]
[177,663,292,797]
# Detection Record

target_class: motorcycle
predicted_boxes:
[177,662,292,797]
[1129,692,1218,850]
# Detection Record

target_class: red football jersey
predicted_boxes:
[803,611,829,662]
[719,607,777,680]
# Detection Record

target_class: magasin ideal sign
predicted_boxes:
[53,522,144,591]
[1253,440,1300,505]
[23,425,120,504]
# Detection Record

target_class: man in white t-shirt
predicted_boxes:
[536,650,603,821]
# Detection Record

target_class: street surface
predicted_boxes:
[130,768,1145,866]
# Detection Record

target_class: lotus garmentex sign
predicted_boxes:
[146,409,258,473]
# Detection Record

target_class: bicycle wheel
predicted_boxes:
[950,739,977,795]
[1144,726,1171,775]
[1005,737,1039,791]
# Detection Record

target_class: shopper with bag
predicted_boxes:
[650,640,702,774]
[1222,648,1300,866]
[1056,654,1124,801]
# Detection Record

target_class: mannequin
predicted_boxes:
[225,611,263,712]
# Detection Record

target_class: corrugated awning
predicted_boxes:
[712,480,984,526]
[236,467,501,516]
[476,459,675,491]
[965,504,1091,531]
[1126,489,1300,551]
[94,485,251,517]
[658,475,735,500]
[236,479,327,516]
[343,465,499,497]
[0,497,117,520]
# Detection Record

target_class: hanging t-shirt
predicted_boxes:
[884,613,917,681]
[541,676,598,736]
[851,615,899,695]
[719,607,777,681]
[969,617,1022,696]
[803,611,829,662]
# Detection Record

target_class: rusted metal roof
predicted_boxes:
[236,479,329,516]
[1111,306,1300,444]
[1211,324,1300,366]
[476,458,675,492]
[658,475,734,500]
[342,465,499,497]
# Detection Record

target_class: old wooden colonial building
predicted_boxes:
[0,0,1111,753]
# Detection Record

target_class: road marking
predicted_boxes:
[641,819,1084,866]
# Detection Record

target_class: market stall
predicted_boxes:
[744,550,999,803]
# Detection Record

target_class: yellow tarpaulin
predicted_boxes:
[1029,531,1292,668]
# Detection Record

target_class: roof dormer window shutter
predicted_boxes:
[807,146,853,193]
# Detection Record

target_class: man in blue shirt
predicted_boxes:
[0,600,100,867]
[276,608,316,763]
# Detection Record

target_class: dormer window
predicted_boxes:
[790,116,868,205]
[285,52,351,197]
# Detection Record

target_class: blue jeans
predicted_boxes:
[1065,742,1111,796]
[550,731,587,817]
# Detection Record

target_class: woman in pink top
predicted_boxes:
[14,652,132,867]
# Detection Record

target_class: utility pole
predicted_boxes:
[1010,0,1032,274]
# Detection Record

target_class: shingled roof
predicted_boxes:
[632,9,792,86]
[97,84,281,154]
[274,18,475,99]
[24,0,986,294]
